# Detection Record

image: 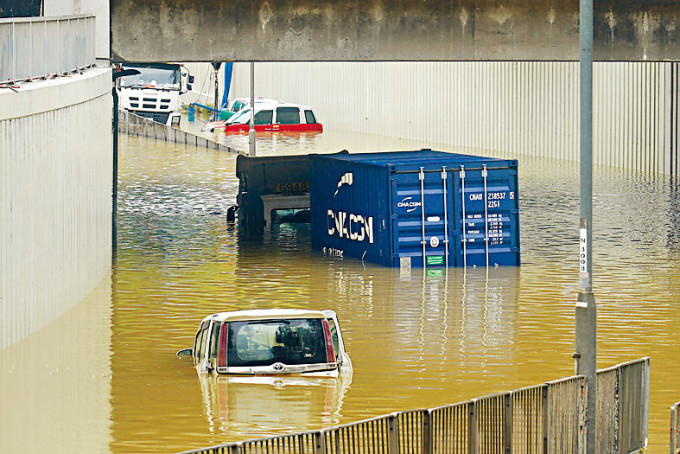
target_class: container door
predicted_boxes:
[451,164,520,267]
[391,167,453,268]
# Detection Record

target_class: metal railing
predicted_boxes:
[0,15,95,84]
[118,110,242,154]
[177,358,648,454]
[597,358,650,453]
[672,401,680,454]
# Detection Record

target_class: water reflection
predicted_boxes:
[0,278,113,453]
[198,374,352,437]
[110,134,680,453]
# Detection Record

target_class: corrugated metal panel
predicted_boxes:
[232,61,677,174]
[310,150,519,268]
[671,63,680,177]
[310,153,391,266]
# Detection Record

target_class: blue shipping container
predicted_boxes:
[310,150,520,268]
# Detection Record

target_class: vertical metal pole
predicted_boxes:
[314,431,326,454]
[420,167,427,269]
[575,0,597,452]
[542,385,549,454]
[503,393,513,453]
[388,413,400,454]
[214,64,220,120]
[249,61,256,156]
[467,400,478,454]
[421,410,433,454]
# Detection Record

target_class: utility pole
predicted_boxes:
[249,62,256,156]
[575,0,597,452]
[211,62,222,121]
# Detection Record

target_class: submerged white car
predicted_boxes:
[177,309,351,377]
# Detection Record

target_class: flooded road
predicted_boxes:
[2,130,678,453]
[111,130,679,453]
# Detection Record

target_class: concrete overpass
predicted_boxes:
[111,0,680,62]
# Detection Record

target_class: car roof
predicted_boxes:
[232,97,280,104]
[253,102,313,111]
[202,308,330,323]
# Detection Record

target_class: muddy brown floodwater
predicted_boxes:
[1,130,678,453]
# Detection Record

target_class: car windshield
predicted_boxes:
[227,318,328,367]
[119,65,180,90]
[228,108,251,124]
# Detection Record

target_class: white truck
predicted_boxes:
[115,62,194,126]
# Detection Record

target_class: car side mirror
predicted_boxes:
[176,348,193,358]
[188,75,195,84]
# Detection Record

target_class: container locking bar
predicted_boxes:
[441,166,449,268]
[460,165,467,268]
[419,167,427,269]
[482,164,489,268]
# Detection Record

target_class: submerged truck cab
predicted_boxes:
[115,62,193,126]
[178,309,351,377]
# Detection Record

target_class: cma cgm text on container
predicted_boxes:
[310,150,520,268]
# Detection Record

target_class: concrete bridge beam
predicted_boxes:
[111,0,680,63]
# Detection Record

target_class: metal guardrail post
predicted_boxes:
[642,358,650,449]
[468,400,478,454]
[421,410,432,454]
[388,412,400,454]
[504,392,513,453]
[542,385,549,454]
[578,378,588,454]
[314,431,326,454]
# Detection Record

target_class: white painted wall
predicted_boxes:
[44,0,109,59]
[0,67,113,349]
[232,62,677,174]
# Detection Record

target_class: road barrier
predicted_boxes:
[0,15,95,85]
[118,110,242,154]
[177,358,649,454]
[672,401,680,454]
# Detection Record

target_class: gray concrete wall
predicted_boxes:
[0,67,113,349]
[111,0,680,62]
[231,61,679,174]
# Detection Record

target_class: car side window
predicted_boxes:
[304,110,317,124]
[327,318,340,359]
[209,322,222,359]
[276,107,301,124]
[254,110,273,125]
[195,322,210,362]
